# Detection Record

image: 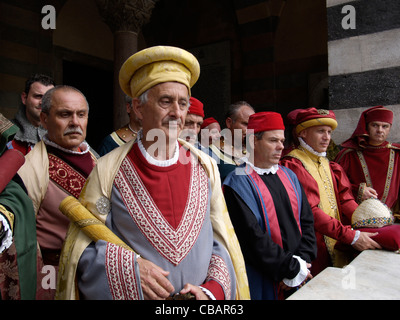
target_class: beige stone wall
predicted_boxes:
[332,105,400,145]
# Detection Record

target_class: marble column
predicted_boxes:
[96,0,157,129]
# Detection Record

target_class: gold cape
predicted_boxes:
[56,139,250,300]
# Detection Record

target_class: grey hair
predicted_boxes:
[41,85,89,114]
[225,101,254,122]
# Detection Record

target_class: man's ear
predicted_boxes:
[131,98,143,121]
[21,92,27,105]
[225,117,232,129]
[40,112,48,129]
[298,129,307,139]
[248,134,255,150]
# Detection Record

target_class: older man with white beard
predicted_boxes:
[17,85,98,299]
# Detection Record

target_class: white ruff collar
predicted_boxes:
[298,137,326,157]
[137,130,180,167]
[244,159,279,175]
[43,135,90,155]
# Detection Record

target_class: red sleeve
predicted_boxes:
[329,161,358,225]
[281,157,356,244]
[8,139,30,156]
[201,280,225,300]
[334,148,362,199]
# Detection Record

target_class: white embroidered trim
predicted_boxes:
[105,242,141,300]
[43,134,90,155]
[206,254,232,300]
[114,155,208,266]
[298,137,326,157]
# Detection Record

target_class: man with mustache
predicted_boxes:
[56,46,249,301]
[17,85,98,299]
[335,106,400,219]
[223,112,316,300]
[8,73,55,155]
[281,108,381,276]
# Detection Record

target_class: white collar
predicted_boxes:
[137,130,180,167]
[298,137,326,157]
[244,159,279,175]
[43,134,90,155]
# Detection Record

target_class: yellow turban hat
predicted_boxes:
[119,46,200,98]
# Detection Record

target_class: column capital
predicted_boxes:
[95,0,157,33]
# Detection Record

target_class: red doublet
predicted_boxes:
[126,143,225,299]
[127,143,191,229]
[336,143,400,209]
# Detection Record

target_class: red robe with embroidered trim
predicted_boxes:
[335,142,400,211]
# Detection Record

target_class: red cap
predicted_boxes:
[247,112,285,133]
[201,117,218,129]
[365,106,393,125]
[188,97,204,118]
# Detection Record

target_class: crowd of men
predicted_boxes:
[0,45,398,300]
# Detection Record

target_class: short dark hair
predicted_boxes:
[24,73,55,94]
[225,101,254,122]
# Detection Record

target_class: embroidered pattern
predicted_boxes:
[352,216,393,229]
[356,149,395,203]
[105,242,140,300]
[114,155,209,266]
[48,154,86,198]
[206,254,231,299]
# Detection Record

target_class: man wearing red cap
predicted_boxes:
[200,117,221,148]
[281,108,381,276]
[335,106,400,218]
[180,96,204,146]
[224,112,316,300]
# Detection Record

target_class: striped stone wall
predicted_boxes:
[327,0,400,143]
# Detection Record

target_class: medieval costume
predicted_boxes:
[57,137,249,300]
[281,108,359,275]
[335,106,400,218]
[223,112,316,300]
[17,136,97,299]
[56,46,249,300]
[0,114,37,299]
[224,163,316,299]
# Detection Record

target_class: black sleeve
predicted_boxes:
[294,186,317,263]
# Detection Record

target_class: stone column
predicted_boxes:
[96,0,157,129]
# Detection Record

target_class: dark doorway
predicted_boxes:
[62,60,113,151]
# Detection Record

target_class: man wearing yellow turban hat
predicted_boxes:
[57,46,249,300]
[281,108,381,276]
